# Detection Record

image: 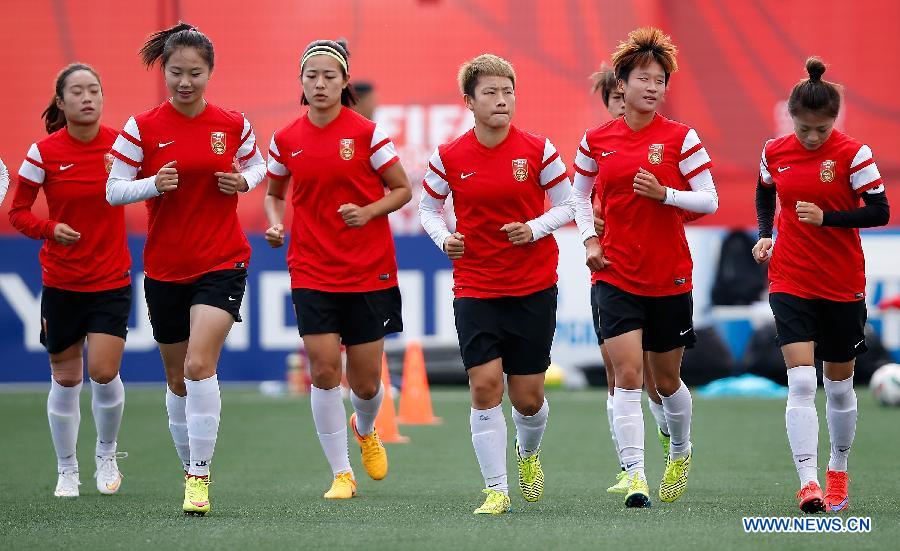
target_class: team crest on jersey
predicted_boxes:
[211,132,226,155]
[820,160,836,183]
[648,144,664,165]
[512,159,528,182]
[339,139,355,160]
[104,153,114,174]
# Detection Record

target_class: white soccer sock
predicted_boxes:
[512,398,549,458]
[824,375,857,472]
[647,397,670,436]
[48,379,82,471]
[606,393,624,469]
[613,387,644,479]
[350,383,384,437]
[165,387,191,472]
[660,381,692,460]
[470,405,508,494]
[311,385,352,476]
[185,375,221,477]
[786,366,819,486]
[91,375,124,457]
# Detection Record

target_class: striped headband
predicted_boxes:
[301,45,348,73]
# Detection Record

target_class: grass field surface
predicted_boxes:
[1,386,898,550]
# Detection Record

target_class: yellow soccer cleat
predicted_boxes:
[473,488,511,515]
[657,428,671,463]
[349,413,388,480]
[182,476,211,516]
[624,472,652,508]
[607,470,630,494]
[516,440,544,502]
[659,449,692,503]
[324,472,357,499]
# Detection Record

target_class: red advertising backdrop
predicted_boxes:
[1,0,896,232]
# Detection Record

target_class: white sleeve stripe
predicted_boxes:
[112,135,143,164]
[18,161,45,184]
[237,132,257,158]
[423,169,450,196]
[370,142,398,171]
[240,116,252,142]
[850,164,882,190]
[850,145,873,168]
[27,143,43,164]
[428,149,446,175]
[540,157,568,186]
[268,134,281,157]
[681,129,701,154]
[123,117,141,141]
[866,184,886,194]
[542,138,556,163]
[579,134,590,150]
[575,150,598,172]
[759,140,773,185]
[266,157,289,177]
[371,125,391,148]
[679,148,712,176]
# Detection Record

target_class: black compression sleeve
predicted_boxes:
[821,190,890,228]
[756,178,776,238]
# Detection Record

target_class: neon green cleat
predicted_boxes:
[624,472,652,508]
[183,476,210,516]
[659,449,692,503]
[515,440,544,502]
[657,428,671,463]
[473,489,511,515]
[607,470,629,494]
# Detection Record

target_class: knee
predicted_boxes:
[654,374,680,398]
[787,366,817,397]
[183,354,217,381]
[469,377,504,408]
[53,374,83,387]
[352,381,380,400]
[614,363,643,389]
[512,394,544,416]
[167,379,187,396]
[89,364,119,385]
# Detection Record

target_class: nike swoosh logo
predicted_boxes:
[778,166,790,172]
[829,497,849,511]
[854,339,864,348]
[461,172,476,179]
[601,151,616,157]
[60,164,74,171]
[291,150,303,157]
[159,141,175,148]
[838,446,851,453]
[799,457,811,462]
[228,296,236,301]
[383,319,390,327]
[680,328,692,336]
[625,462,639,469]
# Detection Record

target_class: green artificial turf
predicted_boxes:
[1,387,897,550]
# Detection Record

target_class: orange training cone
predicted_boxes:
[374,353,409,443]
[397,340,442,425]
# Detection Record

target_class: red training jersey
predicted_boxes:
[422,126,569,299]
[11,126,130,292]
[267,107,401,292]
[109,101,258,282]
[759,130,884,301]
[575,114,713,296]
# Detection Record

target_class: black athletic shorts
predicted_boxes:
[40,285,131,354]
[590,283,604,347]
[453,285,558,375]
[595,280,696,353]
[769,292,868,362]
[292,286,403,346]
[144,269,247,344]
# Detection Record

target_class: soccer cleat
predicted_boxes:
[796,481,826,514]
[607,470,630,494]
[515,440,544,502]
[823,470,850,512]
[624,472,651,508]
[54,470,81,497]
[659,449,692,503]
[349,413,388,480]
[95,451,127,495]
[183,475,211,515]
[323,472,357,499]
[657,428,671,462]
[473,489,511,515]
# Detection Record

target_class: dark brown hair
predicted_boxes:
[611,27,678,85]
[300,39,357,107]
[788,57,841,118]
[139,22,214,70]
[590,64,617,107]
[41,63,102,134]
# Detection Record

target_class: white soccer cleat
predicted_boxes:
[95,452,127,495]
[54,470,81,497]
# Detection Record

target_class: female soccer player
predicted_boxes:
[106,23,266,515]
[572,28,718,508]
[419,54,574,515]
[264,39,411,500]
[9,64,129,498]
[753,58,889,513]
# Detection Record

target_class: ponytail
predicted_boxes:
[40,63,101,134]
[139,21,214,70]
